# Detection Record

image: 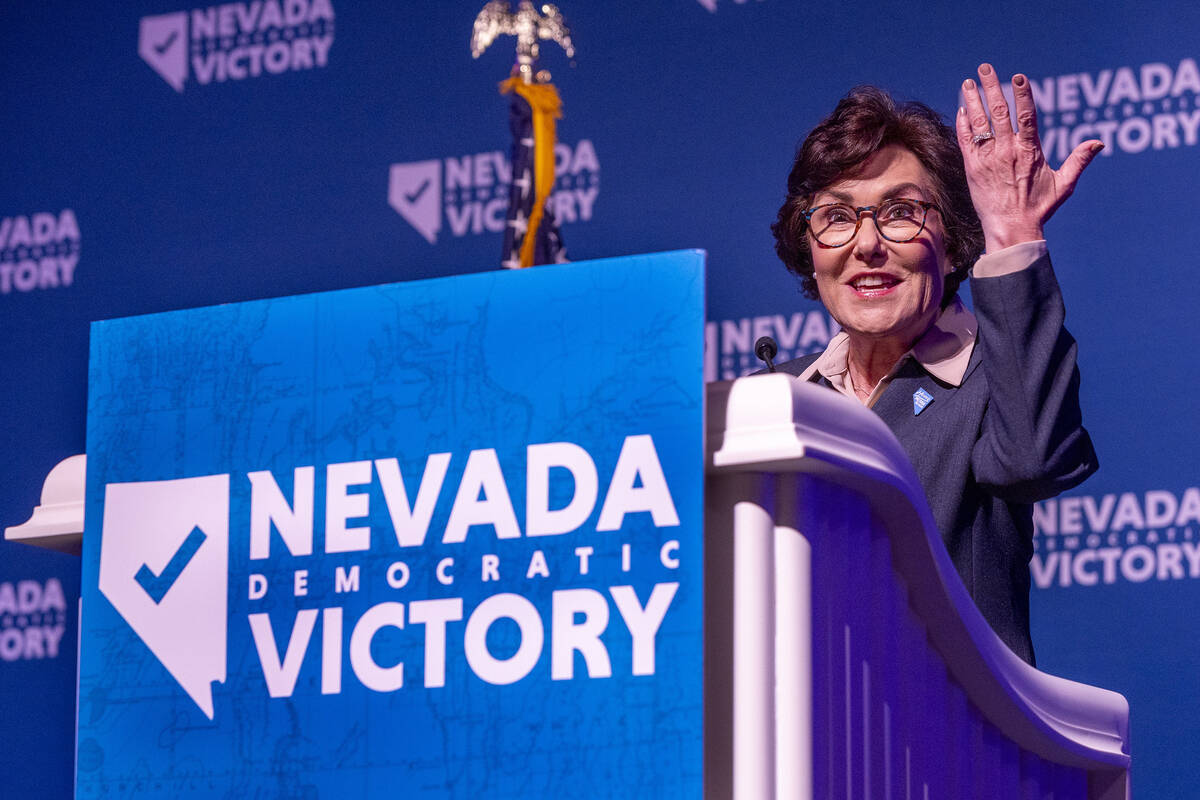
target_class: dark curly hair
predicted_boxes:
[772,86,984,305]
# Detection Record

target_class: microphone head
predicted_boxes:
[755,336,778,362]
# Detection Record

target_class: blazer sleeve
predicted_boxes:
[968,252,1099,503]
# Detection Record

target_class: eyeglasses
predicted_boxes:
[802,198,939,248]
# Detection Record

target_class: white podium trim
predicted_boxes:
[5,454,85,554]
[707,374,1129,799]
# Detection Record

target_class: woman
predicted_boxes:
[770,64,1102,664]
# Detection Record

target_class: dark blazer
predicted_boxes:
[773,254,1097,663]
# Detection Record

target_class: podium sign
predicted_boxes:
[78,252,705,798]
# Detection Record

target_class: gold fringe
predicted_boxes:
[500,78,563,268]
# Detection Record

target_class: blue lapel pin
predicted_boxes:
[912,388,934,416]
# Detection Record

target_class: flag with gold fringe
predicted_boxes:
[499,78,568,269]
[471,0,574,268]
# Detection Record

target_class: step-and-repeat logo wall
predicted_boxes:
[0,579,68,662]
[704,311,839,381]
[389,140,600,245]
[4,1,1199,795]
[139,0,335,92]
[0,210,80,295]
[1034,488,1200,588]
[1034,59,1200,160]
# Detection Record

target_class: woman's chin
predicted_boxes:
[841,314,931,348]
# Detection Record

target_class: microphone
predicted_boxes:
[754,336,778,373]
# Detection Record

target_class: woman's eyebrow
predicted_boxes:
[813,182,928,205]
[881,182,927,199]
[813,188,854,204]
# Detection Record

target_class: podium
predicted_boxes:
[7,252,1129,798]
[704,374,1130,799]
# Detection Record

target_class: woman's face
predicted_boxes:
[809,144,953,350]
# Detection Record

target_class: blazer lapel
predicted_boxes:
[873,356,964,431]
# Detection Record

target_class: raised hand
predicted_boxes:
[955,63,1104,253]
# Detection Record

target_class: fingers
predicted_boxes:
[1011,73,1040,145]
[954,105,976,152]
[961,75,992,143]
[975,63,1013,142]
[1057,140,1105,197]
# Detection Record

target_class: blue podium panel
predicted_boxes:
[78,251,705,799]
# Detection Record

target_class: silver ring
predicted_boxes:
[971,131,995,144]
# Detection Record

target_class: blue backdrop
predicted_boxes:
[2,1,1198,796]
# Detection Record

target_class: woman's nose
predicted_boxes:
[850,211,887,263]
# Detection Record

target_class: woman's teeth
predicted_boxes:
[851,275,898,290]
